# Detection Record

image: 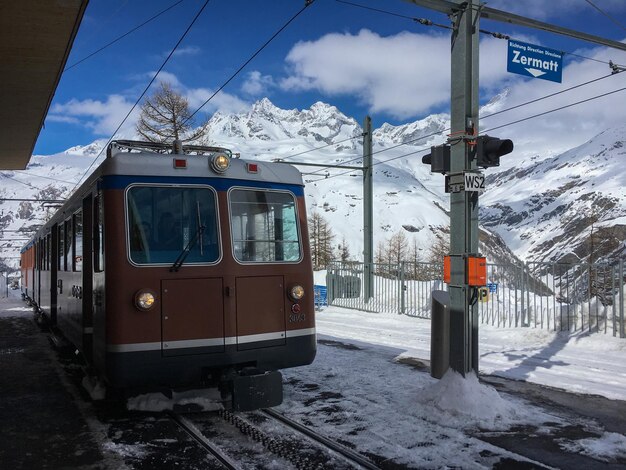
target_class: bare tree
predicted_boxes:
[136,82,207,143]
[388,230,409,266]
[308,212,335,270]
[428,234,449,264]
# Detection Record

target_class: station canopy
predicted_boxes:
[0,0,88,170]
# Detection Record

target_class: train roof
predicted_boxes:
[99,140,304,186]
[22,140,305,247]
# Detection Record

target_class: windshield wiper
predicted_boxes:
[170,224,205,272]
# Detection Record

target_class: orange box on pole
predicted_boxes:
[443,256,451,284]
[467,256,487,286]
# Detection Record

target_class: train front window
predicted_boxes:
[229,189,301,263]
[126,186,219,265]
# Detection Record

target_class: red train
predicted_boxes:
[21,140,316,410]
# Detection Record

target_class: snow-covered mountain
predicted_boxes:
[482,125,626,264]
[1,98,624,271]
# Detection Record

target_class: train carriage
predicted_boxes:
[21,140,316,410]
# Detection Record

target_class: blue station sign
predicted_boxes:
[507,40,563,83]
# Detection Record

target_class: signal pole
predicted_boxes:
[403,0,626,376]
[363,116,374,302]
[448,0,479,374]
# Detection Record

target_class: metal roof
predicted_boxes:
[0,0,88,170]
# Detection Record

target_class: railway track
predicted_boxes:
[168,411,241,469]
[168,408,381,469]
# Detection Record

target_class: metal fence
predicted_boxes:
[325,260,626,338]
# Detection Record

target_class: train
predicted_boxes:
[20,140,316,410]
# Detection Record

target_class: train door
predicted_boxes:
[82,195,94,362]
[161,278,225,356]
[92,192,106,373]
[34,239,41,307]
[229,189,298,350]
[50,227,58,325]
[235,276,286,350]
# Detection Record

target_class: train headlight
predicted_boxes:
[134,290,156,311]
[210,153,230,173]
[289,285,305,301]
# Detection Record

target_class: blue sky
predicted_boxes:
[36,0,626,155]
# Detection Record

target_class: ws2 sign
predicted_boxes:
[464,172,485,192]
[507,40,563,83]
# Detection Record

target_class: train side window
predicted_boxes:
[58,224,65,270]
[73,211,83,272]
[229,189,301,263]
[94,193,104,272]
[64,218,72,271]
[47,234,52,271]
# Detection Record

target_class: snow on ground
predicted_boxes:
[280,333,555,468]
[316,305,626,401]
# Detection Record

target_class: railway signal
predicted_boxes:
[475,135,514,168]
[422,144,450,174]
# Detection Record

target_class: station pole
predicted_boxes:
[448,0,480,374]
[363,116,374,302]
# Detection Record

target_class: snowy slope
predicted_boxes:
[482,125,626,263]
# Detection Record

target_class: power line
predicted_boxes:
[337,0,620,67]
[335,0,452,29]
[583,0,626,32]
[312,84,626,183]
[297,70,623,178]
[65,0,185,71]
[481,72,619,120]
[12,170,76,186]
[482,85,626,134]
[70,0,212,194]
[277,135,362,161]
[182,0,316,127]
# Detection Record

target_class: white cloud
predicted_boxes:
[186,87,249,115]
[171,45,201,57]
[280,29,509,119]
[49,72,250,137]
[50,94,138,135]
[280,28,626,156]
[241,71,276,96]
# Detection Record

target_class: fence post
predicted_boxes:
[399,261,406,315]
[618,260,626,338]
[520,263,528,327]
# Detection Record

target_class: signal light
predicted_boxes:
[475,135,513,168]
[422,145,451,174]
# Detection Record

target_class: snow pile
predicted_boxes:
[558,432,626,463]
[417,370,519,429]
[127,388,223,412]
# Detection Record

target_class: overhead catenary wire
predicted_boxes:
[70,0,212,194]
[292,65,624,178]
[65,0,186,71]
[583,0,626,33]
[307,81,626,183]
[334,0,452,29]
[337,0,624,68]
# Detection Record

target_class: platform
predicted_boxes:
[0,293,106,469]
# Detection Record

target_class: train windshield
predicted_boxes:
[127,185,219,265]
[229,189,301,263]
